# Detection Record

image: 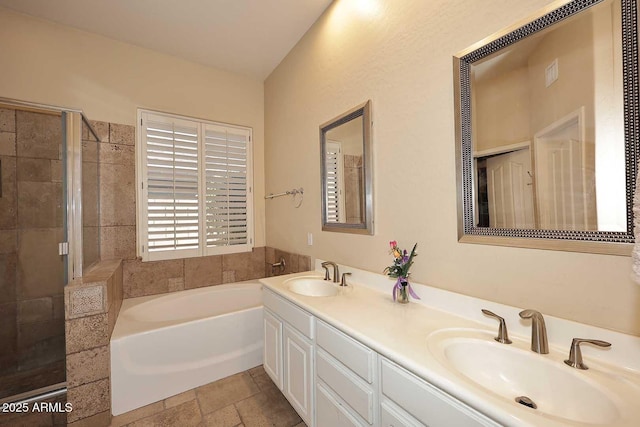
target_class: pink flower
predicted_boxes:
[389,240,397,248]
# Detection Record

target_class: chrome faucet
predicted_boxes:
[519,309,548,354]
[321,261,340,283]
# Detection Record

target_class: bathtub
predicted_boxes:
[110,281,263,415]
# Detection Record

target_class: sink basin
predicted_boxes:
[285,276,338,297]
[427,329,620,425]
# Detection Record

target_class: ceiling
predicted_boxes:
[0,0,333,81]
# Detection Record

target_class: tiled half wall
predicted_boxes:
[64,258,123,427]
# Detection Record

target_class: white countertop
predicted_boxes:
[259,261,640,427]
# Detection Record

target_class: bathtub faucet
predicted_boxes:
[321,261,340,283]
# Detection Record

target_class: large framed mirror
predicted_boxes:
[454,0,638,255]
[320,101,373,234]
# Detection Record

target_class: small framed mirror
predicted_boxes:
[320,101,373,235]
[454,0,638,255]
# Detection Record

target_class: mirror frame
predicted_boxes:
[320,100,373,235]
[454,0,638,256]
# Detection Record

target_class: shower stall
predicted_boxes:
[0,98,99,404]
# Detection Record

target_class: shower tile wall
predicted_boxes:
[0,108,66,399]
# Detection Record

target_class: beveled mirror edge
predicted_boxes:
[453,0,638,256]
[320,100,374,235]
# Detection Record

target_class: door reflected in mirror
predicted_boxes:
[320,101,373,235]
[454,0,638,253]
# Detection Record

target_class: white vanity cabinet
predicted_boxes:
[315,320,378,426]
[379,358,500,427]
[263,288,314,426]
[262,286,500,427]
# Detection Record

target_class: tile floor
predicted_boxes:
[0,365,305,427]
[110,365,306,427]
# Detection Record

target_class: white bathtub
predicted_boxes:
[110,281,263,415]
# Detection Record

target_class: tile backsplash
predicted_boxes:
[122,247,311,299]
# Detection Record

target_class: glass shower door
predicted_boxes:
[0,107,67,400]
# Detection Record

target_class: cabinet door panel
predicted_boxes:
[284,324,313,426]
[263,310,283,390]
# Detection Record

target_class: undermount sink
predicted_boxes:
[427,329,621,425]
[285,276,338,297]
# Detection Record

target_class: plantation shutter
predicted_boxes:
[204,124,252,254]
[138,110,253,261]
[143,114,200,260]
[325,141,344,223]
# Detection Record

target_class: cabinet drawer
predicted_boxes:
[380,400,423,427]
[316,382,366,427]
[380,359,498,427]
[263,288,314,339]
[317,320,375,383]
[317,350,374,424]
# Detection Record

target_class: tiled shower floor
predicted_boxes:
[110,365,306,427]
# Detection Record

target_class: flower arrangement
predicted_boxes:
[384,241,420,303]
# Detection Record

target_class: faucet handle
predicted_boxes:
[321,263,331,281]
[564,338,611,370]
[481,309,512,344]
[340,272,352,287]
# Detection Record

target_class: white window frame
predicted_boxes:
[136,109,254,262]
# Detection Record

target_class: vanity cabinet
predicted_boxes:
[263,289,314,426]
[380,358,499,427]
[263,287,499,427]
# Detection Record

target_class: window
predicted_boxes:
[136,110,253,261]
[324,140,345,223]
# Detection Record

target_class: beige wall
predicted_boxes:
[264,0,640,335]
[474,66,531,151]
[0,7,266,247]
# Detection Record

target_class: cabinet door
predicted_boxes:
[316,382,366,427]
[263,310,283,390]
[284,324,314,426]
